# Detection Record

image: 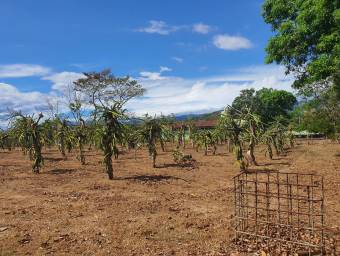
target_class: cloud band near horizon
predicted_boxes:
[0,64,293,127]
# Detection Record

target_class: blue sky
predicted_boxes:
[0,0,294,126]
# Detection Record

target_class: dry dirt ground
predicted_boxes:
[0,140,339,255]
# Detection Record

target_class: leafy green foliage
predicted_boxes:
[192,129,219,155]
[232,88,296,123]
[172,147,196,168]
[262,0,340,92]
[291,87,340,136]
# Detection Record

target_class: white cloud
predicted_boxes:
[0,70,86,127]
[0,64,51,78]
[193,23,212,34]
[137,21,214,36]
[139,66,172,81]
[172,57,184,63]
[213,34,252,50]
[160,66,172,72]
[42,71,85,92]
[0,65,294,127]
[0,83,57,127]
[139,71,166,81]
[0,71,86,127]
[127,65,294,116]
[137,20,180,35]
[0,83,48,112]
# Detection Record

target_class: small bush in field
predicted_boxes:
[172,148,197,169]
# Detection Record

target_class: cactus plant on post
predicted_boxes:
[69,99,87,165]
[137,116,167,168]
[73,69,145,179]
[11,112,44,173]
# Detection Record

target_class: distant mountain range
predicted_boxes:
[175,110,222,121]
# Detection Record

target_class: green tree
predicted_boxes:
[232,88,296,123]
[291,87,340,137]
[262,0,340,93]
[256,88,297,123]
[231,88,259,115]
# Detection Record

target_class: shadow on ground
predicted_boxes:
[258,162,291,166]
[245,168,279,174]
[44,157,66,162]
[46,168,77,175]
[114,174,189,183]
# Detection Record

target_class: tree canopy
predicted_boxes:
[262,0,340,94]
[231,88,296,123]
[291,86,340,136]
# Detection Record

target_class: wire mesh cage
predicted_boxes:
[232,170,330,255]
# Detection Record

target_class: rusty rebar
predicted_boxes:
[233,171,325,254]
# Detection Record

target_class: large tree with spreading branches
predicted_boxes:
[262,0,340,94]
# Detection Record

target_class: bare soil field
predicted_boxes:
[0,140,339,255]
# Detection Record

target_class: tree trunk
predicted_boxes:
[160,138,165,152]
[105,150,113,179]
[59,135,66,159]
[113,141,119,159]
[248,121,257,165]
[103,114,116,180]
[233,130,246,172]
[182,129,186,149]
[248,140,257,165]
[103,133,113,180]
[78,137,85,165]
[152,152,156,168]
[266,142,273,160]
[213,145,217,155]
[227,139,232,153]
[188,126,193,148]
[32,130,43,173]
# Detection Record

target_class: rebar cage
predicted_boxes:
[233,171,326,255]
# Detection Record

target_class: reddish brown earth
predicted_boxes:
[0,140,339,255]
